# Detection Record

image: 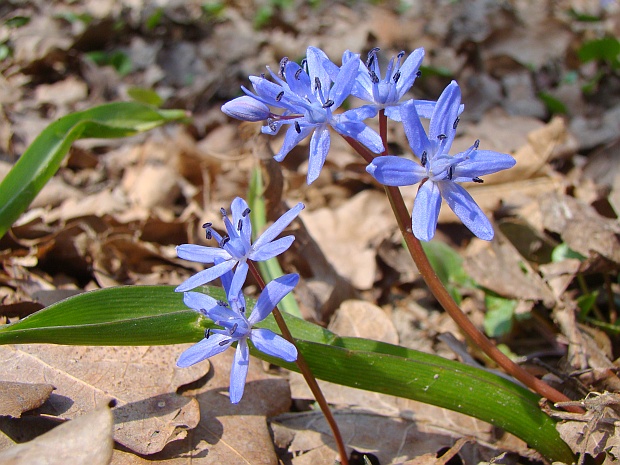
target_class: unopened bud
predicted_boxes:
[221,96,270,122]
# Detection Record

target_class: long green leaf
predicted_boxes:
[0,286,574,462]
[0,102,188,239]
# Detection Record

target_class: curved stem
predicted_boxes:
[247,261,350,464]
[347,110,582,413]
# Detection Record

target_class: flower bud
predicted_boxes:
[221,96,270,121]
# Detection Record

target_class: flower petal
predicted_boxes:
[274,124,313,162]
[395,48,424,99]
[330,53,358,108]
[228,260,249,299]
[439,182,494,240]
[229,339,250,404]
[175,259,236,292]
[183,291,219,314]
[366,156,427,186]
[307,125,331,184]
[401,99,431,158]
[306,47,336,94]
[176,244,231,263]
[249,236,295,261]
[412,181,442,241]
[231,197,252,247]
[253,202,304,250]
[248,273,300,325]
[429,81,461,151]
[333,117,383,154]
[452,150,516,182]
[176,334,231,367]
[250,329,298,362]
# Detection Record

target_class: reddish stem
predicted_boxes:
[248,262,350,464]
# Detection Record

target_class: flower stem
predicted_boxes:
[346,110,582,413]
[247,261,349,464]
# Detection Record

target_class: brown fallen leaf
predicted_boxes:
[0,405,113,465]
[401,437,473,465]
[112,348,292,464]
[0,381,55,418]
[0,345,205,455]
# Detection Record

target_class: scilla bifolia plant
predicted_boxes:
[0,47,580,463]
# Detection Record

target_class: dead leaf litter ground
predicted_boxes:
[1,0,620,463]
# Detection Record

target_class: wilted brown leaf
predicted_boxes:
[0,345,205,455]
[0,381,55,418]
[0,406,113,465]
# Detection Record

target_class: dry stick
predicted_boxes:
[247,262,350,465]
[344,111,582,414]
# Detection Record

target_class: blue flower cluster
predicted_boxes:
[223,46,516,241]
[176,197,303,404]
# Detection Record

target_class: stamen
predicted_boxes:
[230,323,238,335]
[237,219,243,231]
[392,71,401,83]
[472,177,484,183]
[206,230,212,240]
[447,166,454,180]
[421,151,427,167]
[219,339,231,346]
[267,118,277,132]
[275,91,284,102]
[437,134,447,141]
[314,77,321,92]
[205,328,211,339]
[260,73,266,79]
[366,47,380,68]
[202,222,212,229]
[416,70,422,77]
[300,58,307,69]
[279,57,289,77]
[240,306,245,314]
[397,51,405,60]
[217,300,229,307]
[474,139,480,149]
[242,207,251,217]
[220,207,227,216]
[294,121,301,133]
[453,117,460,130]
[369,70,380,84]
[322,99,334,108]
[295,68,302,80]
[220,236,230,247]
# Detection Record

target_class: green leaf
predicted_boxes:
[145,8,164,30]
[0,286,574,462]
[483,294,518,338]
[0,102,188,239]
[578,37,620,66]
[5,16,30,28]
[551,243,586,262]
[127,87,164,107]
[538,92,568,115]
[421,241,474,303]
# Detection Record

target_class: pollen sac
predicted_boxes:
[421,151,428,167]
[242,207,251,217]
[294,121,301,134]
[453,117,460,130]
[279,57,289,77]
[275,91,284,102]
[437,134,447,141]
[222,96,270,122]
[472,177,484,183]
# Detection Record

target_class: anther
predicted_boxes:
[260,73,266,79]
[416,70,422,77]
[219,339,231,346]
[300,58,307,68]
[205,328,211,339]
[242,207,251,217]
[474,139,480,149]
[437,134,447,141]
[295,121,301,134]
[279,57,289,77]
[220,207,227,216]
[453,117,460,130]
[421,151,428,167]
[367,47,380,67]
[220,236,230,247]
[369,70,380,84]
[240,306,245,314]
[322,99,334,108]
[202,222,212,229]
[393,71,401,83]
[295,68,302,80]
[314,77,321,92]
[206,230,212,240]
[237,219,243,231]
[230,323,238,335]
[397,51,405,60]
[447,166,454,180]
[275,91,284,102]
[217,300,229,307]
[472,177,484,183]
[267,118,277,132]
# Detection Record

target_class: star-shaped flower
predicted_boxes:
[225,46,384,184]
[366,81,516,241]
[176,197,304,297]
[177,273,299,404]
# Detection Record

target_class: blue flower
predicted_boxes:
[344,47,426,121]
[176,197,304,297]
[177,273,299,404]
[236,46,384,184]
[366,81,516,241]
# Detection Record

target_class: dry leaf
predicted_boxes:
[0,345,205,455]
[0,381,55,418]
[0,406,113,465]
[328,299,399,345]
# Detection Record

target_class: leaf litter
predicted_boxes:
[1,0,620,463]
